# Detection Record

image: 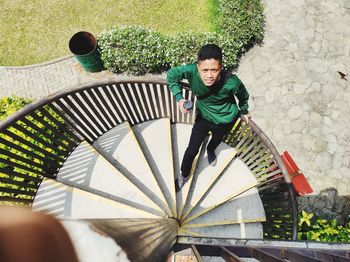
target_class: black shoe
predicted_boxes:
[175,174,189,192]
[207,149,217,166]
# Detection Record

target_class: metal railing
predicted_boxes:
[0,79,297,240]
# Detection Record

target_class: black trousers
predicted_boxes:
[180,114,236,178]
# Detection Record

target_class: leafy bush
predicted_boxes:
[99,26,168,74]
[0,97,71,205]
[98,0,264,74]
[0,97,33,121]
[165,32,241,69]
[298,210,350,242]
[217,0,265,46]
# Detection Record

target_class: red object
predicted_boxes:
[281,151,313,196]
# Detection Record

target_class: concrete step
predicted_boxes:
[62,220,130,262]
[178,223,263,239]
[184,188,266,227]
[181,141,237,220]
[93,122,171,216]
[56,140,165,216]
[171,123,202,218]
[32,178,160,219]
[182,157,258,224]
[132,118,177,217]
[86,218,178,262]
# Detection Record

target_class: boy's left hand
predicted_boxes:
[242,112,252,123]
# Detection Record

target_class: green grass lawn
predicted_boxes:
[0,0,215,66]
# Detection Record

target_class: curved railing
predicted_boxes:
[0,79,297,243]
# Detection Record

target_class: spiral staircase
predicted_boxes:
[1,79,348,261]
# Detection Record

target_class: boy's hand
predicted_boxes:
[178,99,189,114]
[242,112,252,123]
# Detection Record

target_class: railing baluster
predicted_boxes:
[125,83,144,122]
[33,109,78,149]
[12,121,66,156]
[156,84,165,118]
[26,113,70,152]
[71,92,106,133]
[0,167,42,183]
[1,129,62,162]
[46,103,86,142]
[41,105,81,143]
[141,83,155,120]
[94,87,118,127]
[55,99,96,141]
[0,158,46,177]
[65,95,103,136]
[135,83,150,121]
[111,83,137,124]
[0,148,45,172]
[87,88,113,129]
[149,83,160,120]
[108,84,129,122]
[120,83,140,124]
[103,85,124,124]
[0,136,48,164]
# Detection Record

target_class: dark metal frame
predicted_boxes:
[175,239,350,262]
[0,79,297,240]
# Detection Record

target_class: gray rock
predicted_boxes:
[309,111,323,125]
[339,167,350,179]
[333,156,344,170]
[293,83,309,94]
[315,152,333,170]
[264,90,275,103]
[287,106,303,120]
[291,119,305,133]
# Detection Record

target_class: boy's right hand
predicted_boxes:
[178,99,189,114]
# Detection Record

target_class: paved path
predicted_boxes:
[0,55,158,99]
[1,0,350,220]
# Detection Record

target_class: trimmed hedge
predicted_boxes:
[98,0,264,75]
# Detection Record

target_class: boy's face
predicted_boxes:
[197,59,222,86]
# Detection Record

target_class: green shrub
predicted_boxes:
[98,0,264,75]
[165,32,241,69]
[99,26,168,74]
[298,210,350,242]
[0,97,33,121]
[217,0,265,46]
[0,97,71,205]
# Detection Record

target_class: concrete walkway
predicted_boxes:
[1,0,350,220]
[0,55,158,99]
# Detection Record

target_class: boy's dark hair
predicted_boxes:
[197,44,222,64]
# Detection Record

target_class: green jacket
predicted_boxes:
[166,63,249,124]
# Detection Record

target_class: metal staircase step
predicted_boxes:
[182,157,258,224]
[178,240,350,262]
[32,178,160,219]
[178,223,263,239]
[180,142,237,220]
[171,123,202,218]
[132,118,177,217]
[93,122,171,216]
[56,140,165,216]
[183,188,266,227]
